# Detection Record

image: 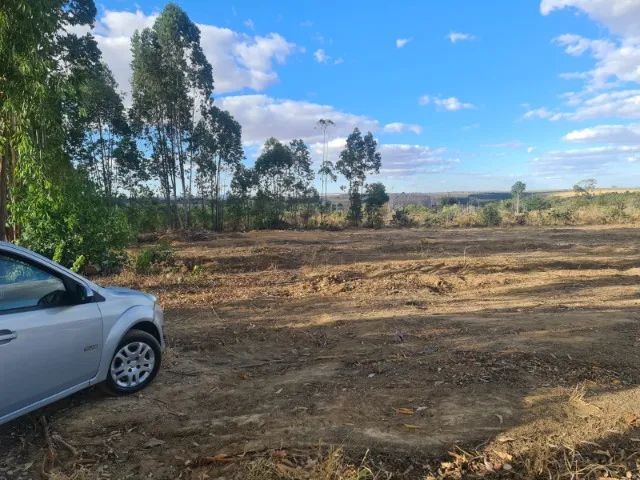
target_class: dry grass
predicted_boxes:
[242,449,375,480]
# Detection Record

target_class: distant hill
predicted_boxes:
[326,188,640,208]
[326,191,512,207]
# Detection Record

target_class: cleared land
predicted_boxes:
[2,226,640,479]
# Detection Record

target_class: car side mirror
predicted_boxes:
[68,281,93,304]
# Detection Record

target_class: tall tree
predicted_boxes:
[71,62,141,200]
[130,3,213,228]
[252,137,315,227]
[193,106,243,231]
[336,128,382,225]
[316,119,335,209]
[288,138,315,200]
[511,181,526,214]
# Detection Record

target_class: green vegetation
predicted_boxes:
[133,242,174,274]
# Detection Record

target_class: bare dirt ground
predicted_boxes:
[2,226,640,479]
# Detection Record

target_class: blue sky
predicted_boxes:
[90,0,640,192]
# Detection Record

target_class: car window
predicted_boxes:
[0,254,67,312]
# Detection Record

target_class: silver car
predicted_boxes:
[0,241,165,426]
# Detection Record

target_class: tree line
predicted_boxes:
[0,1,385,271]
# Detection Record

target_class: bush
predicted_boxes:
[14,169,132,274]
[391,208,416,227]
[480,204,501,226]
[133,242,174,274]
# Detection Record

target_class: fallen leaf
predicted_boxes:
[403,424,421,429]
[143,438,165,448]
[397,408,415,415]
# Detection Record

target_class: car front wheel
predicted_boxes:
[105,329,161,395]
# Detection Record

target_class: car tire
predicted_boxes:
[103,329,162,395]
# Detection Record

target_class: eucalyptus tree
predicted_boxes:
[130,3,213,228]
[72,62,140,200]
[253,137,314,227]
[511,181,526,214]
[255,138,293,203]
[228,164,258,229]
[316,119,335,207]
[193,106,243,231]
[336,128,382,225]
[288,138,315,200]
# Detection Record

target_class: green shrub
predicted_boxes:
[480,204,501,226]
[134,242,174,274]
[14,169,132,274]
[391,208,416,227]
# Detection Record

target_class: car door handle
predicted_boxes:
[0,330,17,344]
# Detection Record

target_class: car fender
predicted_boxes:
[91,305,155,385]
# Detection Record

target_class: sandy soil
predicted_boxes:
[2,226,640,479]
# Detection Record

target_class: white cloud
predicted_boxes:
[447,31,477,44]
[536,0,640,125]
[378,144,459,176]
[314,140,458,177]
[200,26,298,93]
[540,0,640,38]
[314,48,329,63]
[527,146,536,153]
[383,122,423,134]
[419,95,475,111]
[216,94,379,146]
[525,89,640,121]
[553,34,640,89]
[533,145,640,176]
[563,123,640,143]
[313,48,342,64]
[85,9,298,98]
[396,38,412,48]
[523,107,561,120]
[243,19,255,30]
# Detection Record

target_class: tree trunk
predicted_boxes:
[214,156,222,232]
[0,145,10,241]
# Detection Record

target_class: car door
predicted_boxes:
[0,252,103,419]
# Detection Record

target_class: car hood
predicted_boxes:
[101,286,157,304]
